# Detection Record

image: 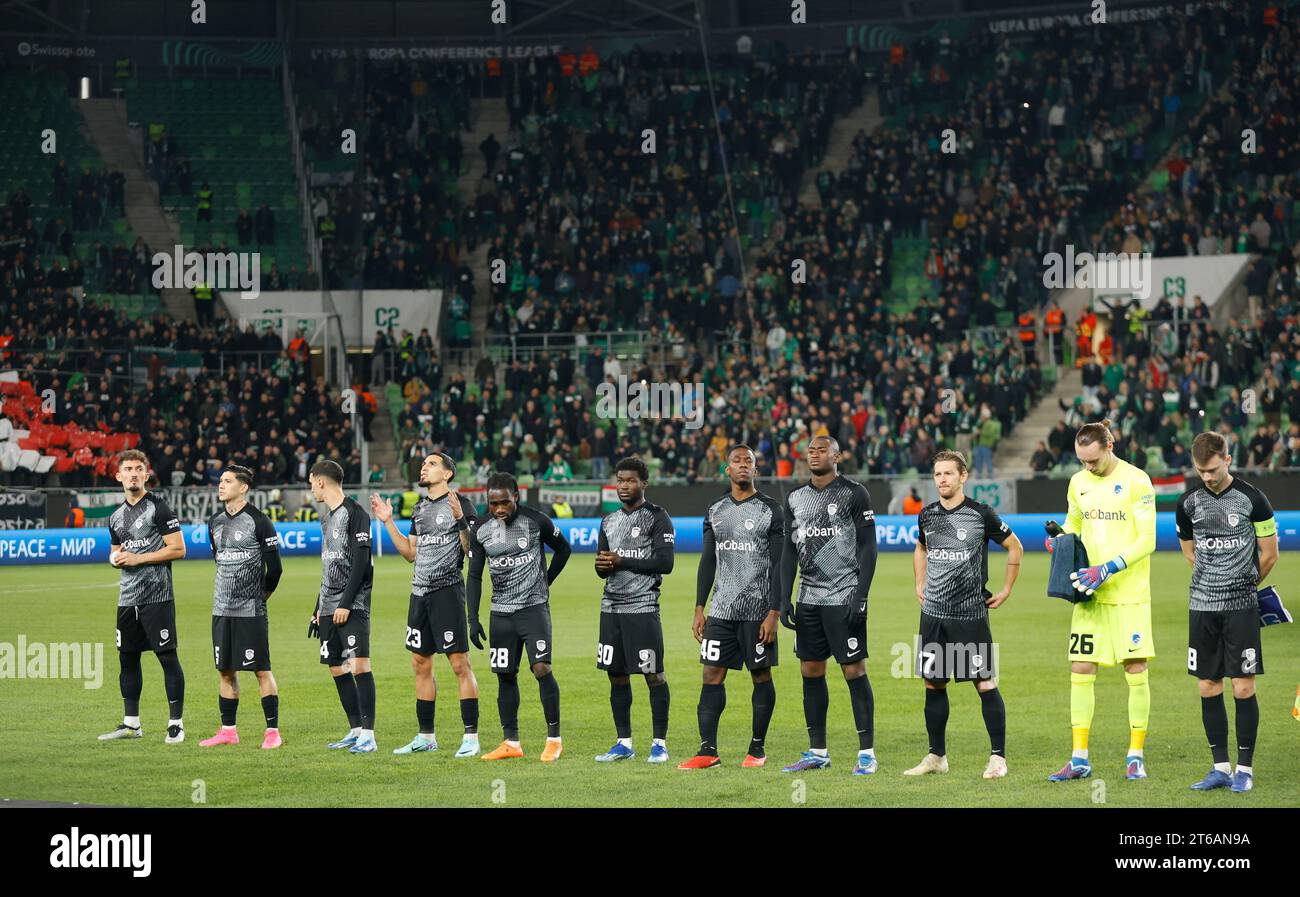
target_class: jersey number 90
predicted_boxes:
[597,642,614,665]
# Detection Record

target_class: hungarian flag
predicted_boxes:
[1151,473,1186,506]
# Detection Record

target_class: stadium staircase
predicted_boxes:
[797,86,883,208]
[368,388,400,482]
[77,98,195,322]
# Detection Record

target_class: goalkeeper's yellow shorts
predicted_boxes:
[1068,601,1155,666]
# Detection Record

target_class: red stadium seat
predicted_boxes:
[54,456,76,474]
[88,431,107,450]
[46,426,68,447]
[93,456,109,476]
[74,446,94,467]
[68,430,90,450]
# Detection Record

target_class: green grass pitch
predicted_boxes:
[1,552,1296,807]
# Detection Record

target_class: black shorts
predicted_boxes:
[406,584,468,656]
[489,604,553,675]
[794,603,867,665]
[700,616,777,671]
[212,615,271,671]
[116,602,178,654]
[598,610,665,675]
[318,611,371,666]
[1188,608,1263,680]
[916,612,997,682]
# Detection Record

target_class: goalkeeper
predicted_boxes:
[1047,420,1157,783]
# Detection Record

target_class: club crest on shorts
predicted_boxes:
[347,634,357,647]
[956,527,968,541]
[160,629,169,641]
[755,642,765,656]
[638,648,655,672]
[971,653,983,670]
[517,537,527,549]
[536,639,547,653]
[847,637,859,650]
[443,630,454,642]
[631,526,641,538]
[1131,632,1141,645]
[1227,512,1239,526]
[245,648,254,660]
[827,503,838,516]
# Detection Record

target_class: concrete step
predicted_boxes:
[994,367,1082,474]
[798,87,884,207]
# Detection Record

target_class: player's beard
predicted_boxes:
[418,477,431,488]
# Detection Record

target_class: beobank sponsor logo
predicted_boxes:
[17,41,97,58]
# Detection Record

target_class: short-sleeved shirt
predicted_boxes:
[318,497,373,616]
[1175,477,1276,612]
[208,503,280,618]
[109,493,182,607]
[469,506,567,613]
[599,501,675,615]
[409,492,477,595]
[916,498,1012,620]
[702,492,783,621]
[783,475,875,607]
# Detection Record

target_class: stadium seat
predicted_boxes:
[17,449,40,471]
[35,455,55,474]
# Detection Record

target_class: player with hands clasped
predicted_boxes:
[776,435,880,776]
[1048,420,1157,783]
[906,451,1021,780]
[374,452,483,759]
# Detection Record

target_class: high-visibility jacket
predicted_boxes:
[579,51,599,75]
[559,53,576,77]
[1043,307,1064,334]
[319,216,336,240]
[266,502,288,522]
[1018,311,1037,343]
[196,187,213,211]
[194,282,213,301]
[294,505,319,522]
[551,500,574,518]
[486,57,502,77]
[115,57,132,80]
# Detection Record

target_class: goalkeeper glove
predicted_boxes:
[469,618,486,650]
[845,596,867,627]
[307,617,320,639]
[1044,520,1064,553]
[1071,557,1126,595]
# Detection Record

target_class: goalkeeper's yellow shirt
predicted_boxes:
[1061,457,1156,606]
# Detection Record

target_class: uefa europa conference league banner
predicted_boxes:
[3,513,1299,566]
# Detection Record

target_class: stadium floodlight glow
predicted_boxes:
[79,77,91,99]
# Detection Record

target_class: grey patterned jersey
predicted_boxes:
[209,504,280,618]
[917,498,1011,620]
[109,493,182,607]
[1175,478,1275,612]
[410,492,477,595]
[600,501,675,614]
[783,476,875,606]
[317,497,373,616]
[702,492,784,621]
[469,506,567,613]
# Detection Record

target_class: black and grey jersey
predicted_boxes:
[600,501,676,615]
[109,493,182,607]
[783,476,874,607]
[916,498,1011,620]
[1176,478,1275,612]
[318,497,373,616]
[469,507,567,613]
[209,504,280,618]
[702,492,783,621]
[410,492,477,595]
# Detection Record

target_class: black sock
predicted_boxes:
[979,687,1006,757]
[802,675,829,750]
[649,680,670,740]
[498,675,520,741]
[261,694,278,729]
[1234,694,1258,768]
[610,680,633,739]
[461,698,479,735]
[416,698,436,735]
[750,678,775,758]
[696,683,725,756]
[219,695,238,727]
[537,672,560,738]
[924,688,950,757]
[846,673,875,751]
[353,671,376,730]
[333,672,362,729]
[158,650,184,720]
[120,651,142,717]
[1201,694,1229,765]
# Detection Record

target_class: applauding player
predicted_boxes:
[467,473,571,762]
[680,445,784,769]
[906,451,1020,779]
[374,453,482,758]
